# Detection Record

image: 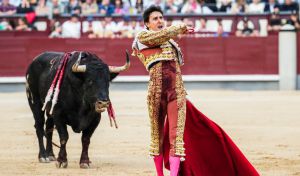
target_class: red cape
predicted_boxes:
[163,100,260,176]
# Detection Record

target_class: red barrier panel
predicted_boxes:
[180,36,278,74]
[0,37,279,77]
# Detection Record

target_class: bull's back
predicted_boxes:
[27,52,63,74]
[26,52,64,101]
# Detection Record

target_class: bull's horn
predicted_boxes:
[72,52,86,72]
[109,50,130,73]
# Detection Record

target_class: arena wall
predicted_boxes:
[0,35,279,76]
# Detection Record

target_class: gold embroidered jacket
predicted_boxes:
[132,24,187,71]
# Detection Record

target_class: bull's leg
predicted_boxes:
[28,100,49,163]
[45,117,56,161]
[26,78,49,163]
[33,110,48,163]
[80,116,100,169]
[55,122,69,168]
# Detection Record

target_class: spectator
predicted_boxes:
[65,0,81,14]
[0,18,14,30]
[28,0,37,6]
[114,0,125,14]
[219,0,232,13]
[236,17,259,36]
[131,18,144,36]
[214,18,229,37]
[47,0,63,19]
[61,14,81,38]
[264,0,280,13]
[98,0,115,15]
[82,17,97,38]
[267,11,282,31]
[48,18,59,31]
[180,0,202,13]
[199,0,214,13]
[15,17,31,31]
[231,0,248,13]
[35,0,49,16]
[135,0,144,14]
[280,0,299,13]
[16,0,34,14]
[9,0,21,7]
[181,0,212,14]
[0,0,16,15]
[150,0,165,10]
[183,17,194,28]
[82,16,105,38]
[102,15,117,38]
[248,0,265,13]
[49,21,62,38]
[164,0,179,13]
[195,17,209,32]
[286,11,300,30]
[59,0,69,13]
[204,0,218,12]
[117,16,134,38]
[119,0,130,14]
[81,0,98,15]
[174,0,184,7]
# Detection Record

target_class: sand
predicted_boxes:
[0,89,299,176]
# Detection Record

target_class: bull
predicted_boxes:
[25,51,130,168]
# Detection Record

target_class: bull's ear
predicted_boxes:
[110,73,119,81]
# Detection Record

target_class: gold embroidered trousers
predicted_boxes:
[147,60,186,157]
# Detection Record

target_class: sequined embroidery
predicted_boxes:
[174,62,187,157]
[147,62,162,156]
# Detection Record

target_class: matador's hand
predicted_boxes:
[186,26,195,34]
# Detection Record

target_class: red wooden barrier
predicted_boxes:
[0,36,281,77]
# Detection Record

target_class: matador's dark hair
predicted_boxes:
[142,5,164,23]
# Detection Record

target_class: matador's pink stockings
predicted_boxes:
[169,156,180,176]
[153,155,164,176]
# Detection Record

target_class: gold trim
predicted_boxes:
[138,24,187,47]
[174,62,187,157]
[147,62,163,156]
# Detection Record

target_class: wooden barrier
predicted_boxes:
[0,36,281,77]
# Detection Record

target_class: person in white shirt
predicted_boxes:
[102,15,118,38]
[181,0,212,14]
[62,14,81,38]
[248,0,265,13]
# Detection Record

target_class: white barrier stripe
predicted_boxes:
[0,77,26,83]
[0,75,279,83]
[113,75,280,82]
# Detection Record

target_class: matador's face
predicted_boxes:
[146,11,165,31]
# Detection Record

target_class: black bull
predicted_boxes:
[25,51,130,168]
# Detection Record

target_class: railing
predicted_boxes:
[0,12,292,34]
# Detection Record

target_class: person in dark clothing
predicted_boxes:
[268,11,282,31]
[280,0,299,13]
[16,0,34,14]
[264,0,280,13]
[286,11,300,30]
[0,0,16,15]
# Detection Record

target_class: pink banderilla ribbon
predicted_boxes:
[107,102,118,129]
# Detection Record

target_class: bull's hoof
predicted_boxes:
[39,157,50,163]
[48,156,56,161]
[56,161,68,168]
[80,163,90,169]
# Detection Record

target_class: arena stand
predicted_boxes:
[0,13,299,90]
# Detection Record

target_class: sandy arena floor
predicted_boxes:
[0,89,299,176]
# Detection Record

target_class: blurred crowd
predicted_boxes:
[0,0,299,37]
[1,0,299,16]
